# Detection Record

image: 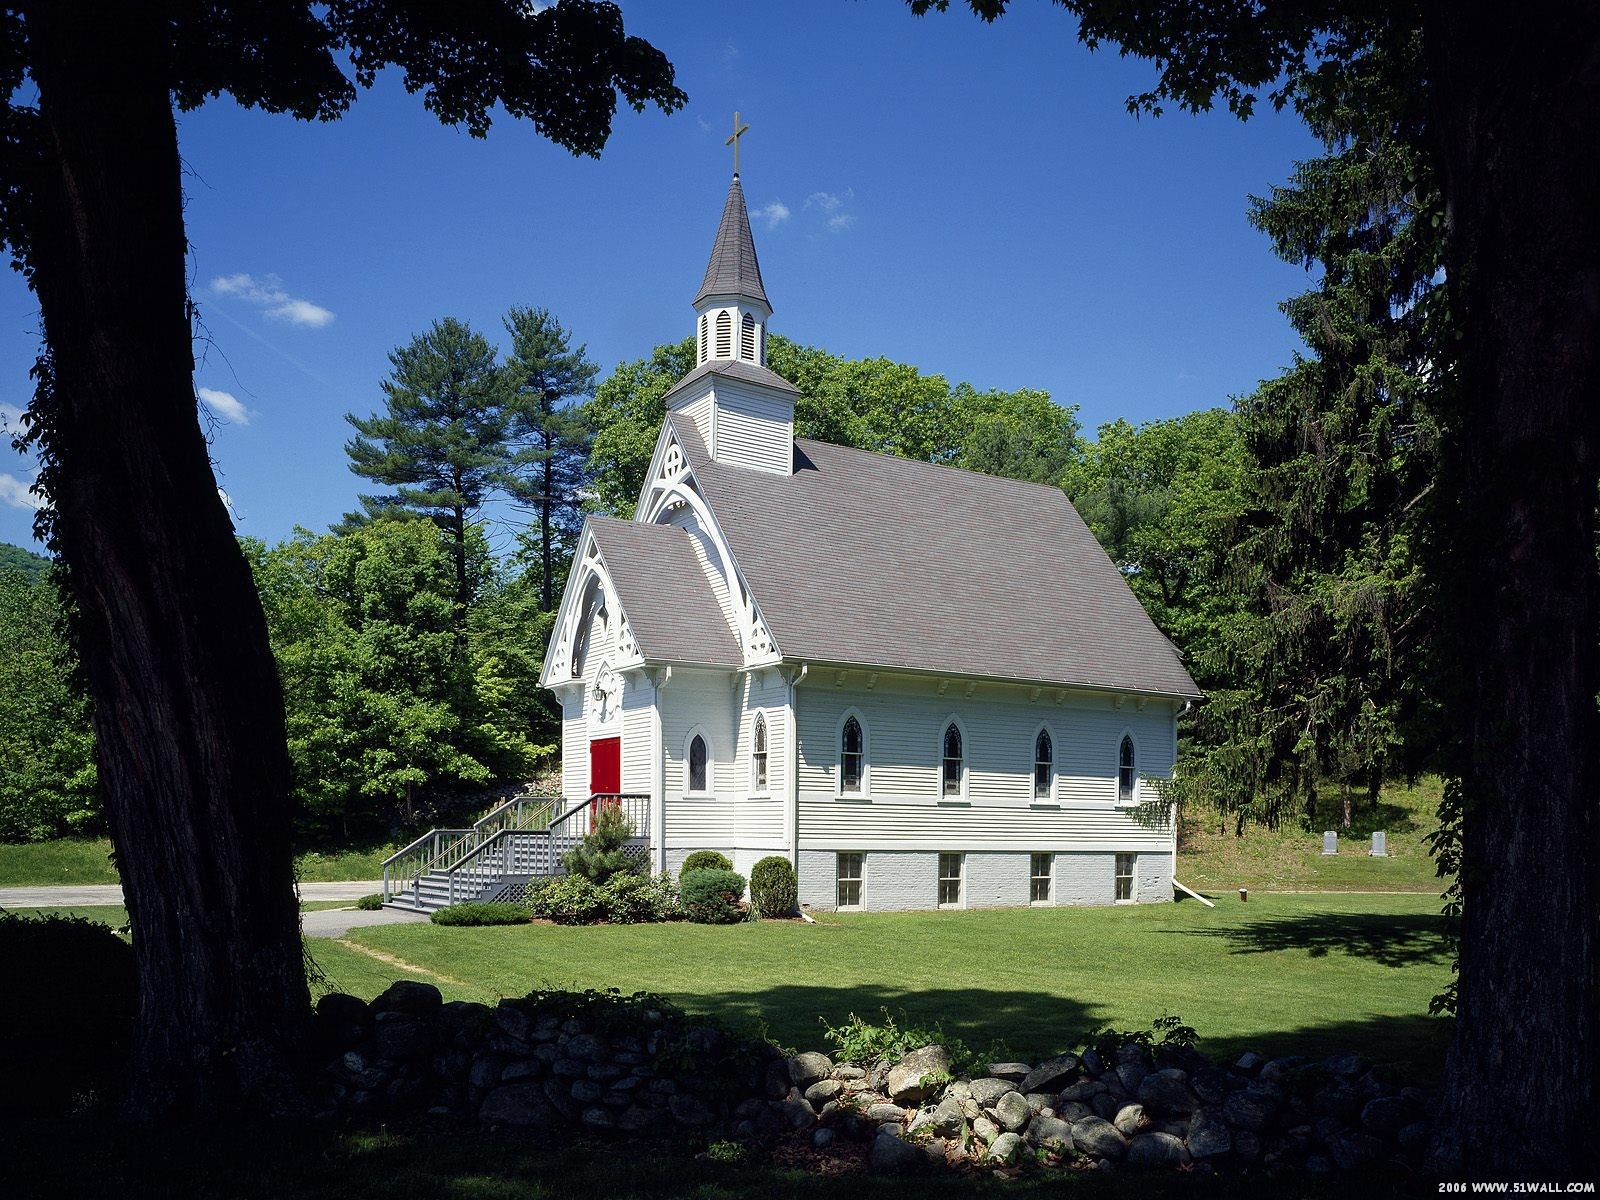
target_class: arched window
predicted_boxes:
[714,310,732,357]
[689,733,709,794]
[740,311,757,360]
[751,714,769,793]
[1118,735,1136,804]
[942,723,964,797]
[698,313,708,363]
[1034,729,1054,799]
[840,716,864,794]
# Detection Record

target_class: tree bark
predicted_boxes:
[1423,0,1600,1177]
[24,1,309,1118]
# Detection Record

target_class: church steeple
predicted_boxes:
[693,174,770,311]
[693,171,772,367]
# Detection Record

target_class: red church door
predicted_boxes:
[589,737,621,829]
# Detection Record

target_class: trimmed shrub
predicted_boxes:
[680,868,746,925]
[527,874,605,925]
[527,872,679,925]
[355,893,383,911]
[429,901,531,926]
[749,855,798,918]
[562,804,643,884]
[681,849,733,874]
[0,913,135,1115]
[600,872,680,924]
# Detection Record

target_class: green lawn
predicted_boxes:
[1179,777,1447,892]
[311,892,1451,1082]
[0,837,393,886]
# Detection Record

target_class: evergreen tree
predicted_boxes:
[502,306,599,610]
[344,318,509,632]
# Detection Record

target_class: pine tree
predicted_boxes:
[344,318,509,632]
[502,307,598,609]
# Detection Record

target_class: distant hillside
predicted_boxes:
[0,542,50,584]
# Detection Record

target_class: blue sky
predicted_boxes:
[0,1,1321,551]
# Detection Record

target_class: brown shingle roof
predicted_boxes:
[587,516,742,669]
[667,413,1201,699]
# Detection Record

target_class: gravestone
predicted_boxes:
[1370,831,1388,857]
[1322,831,1338,856]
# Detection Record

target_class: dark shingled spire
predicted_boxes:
[693,175,770,309]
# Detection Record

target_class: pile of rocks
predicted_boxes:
[786,1040,1431,1175]
[313,982,1430,1176]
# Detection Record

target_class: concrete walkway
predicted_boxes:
[0,880,428,939]
[0,880,384,908]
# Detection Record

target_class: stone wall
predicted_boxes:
[316,981,1430,1180]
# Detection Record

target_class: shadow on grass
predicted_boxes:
[1166,910,1452,969]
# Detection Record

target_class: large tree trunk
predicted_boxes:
[24,1,309,1118]
[1423,1,1600,1177]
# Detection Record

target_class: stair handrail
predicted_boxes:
[437,793,652,905]
[379,792,560,905]
[380,826,472,905]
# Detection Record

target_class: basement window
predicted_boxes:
[1031,853,1053,904]
[837,852,864,909]
[1115,853,1136,903]
[938,852,964,908]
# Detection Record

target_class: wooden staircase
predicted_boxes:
[381,793,649,913]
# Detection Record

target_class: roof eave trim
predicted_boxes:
[780,656,1202,703]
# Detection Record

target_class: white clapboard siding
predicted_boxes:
[667,796,785,849]
[796,679,1175,806]
[734,669,789,799]
[561,694,587,799]
[676,389,714,451]
[796,800,1171,852]
[661,671,738,799]
[620,677,654,794]
[708,379,793,475]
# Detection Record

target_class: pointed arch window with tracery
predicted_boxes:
[840,716,864,795]
[1034,729,1054,800]
[688,733,709,794]
[751,713,769,793]
[1118,735,1137,804]
[942,723,964,797]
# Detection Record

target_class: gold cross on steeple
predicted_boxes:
[725,111,751,176]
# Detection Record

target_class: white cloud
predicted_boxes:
[806,189,856,232]
[722,42,740,64]
[210,272,335,328]
[752,201,790,230]
[198,386,251,425]
[0,471,42,511]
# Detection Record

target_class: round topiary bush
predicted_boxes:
[749,855,798,918]
[679,868,746,924]
[681,849,733,875]
[0,913,135,1115]
[355,893,383,911]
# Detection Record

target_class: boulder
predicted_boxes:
[787,1052,834,1089]
[1058,1080,1105,1103]
[1325,1129,1385,1171]
[1360,1095,1420,1135]
[886,1045,952,1106]
[1311,1081,1362,1122]
[569,1079,603,1103]
[931,1095,966,1137]
[317,992,369,1026]
[1127,1131,1189,1167]
[370,980,443,1018]
[1030,1115,1074,1154]
[972,1116,1000,1144]
[1079,1047,1105,1076]
[1071,1116,1128,1159]
[1056,1100,1093,1123]
[813,1127,836,1149]
[985,1062,1032,1083]
[373,1012,433,1061]
[988,1132,1024,1164]
[969,1077,1013,1108]
[1322,1051,1367,1078]
[1396,1121,1430,1155]
[580,1105,615,1130]
[1136,1068,1199,1116]
[993,1091,1031,1133]
[1090,1091,1121,1121]
[1190,1066,1235,1106]
[834,1065,866,1081]
[1113,1103,1145,1137]
[867,1102,907,1124]
[668,1093,715,1126]
[1234,1051,1265,1074]
[480,1082,555,1127]
[1186,1108,1232,1159]
[805,1079,843,1105]
[1257,1056,1309,1089]
[1115,1062,1147,1094]
[565,1033,604,1061]
[1222,1086,1281,1132]
[1020,1053,1080,1095]
[869,1130,925,1173]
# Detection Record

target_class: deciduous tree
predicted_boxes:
[0,0,682,1119]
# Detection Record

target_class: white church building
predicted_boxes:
[538,171,1201,913]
